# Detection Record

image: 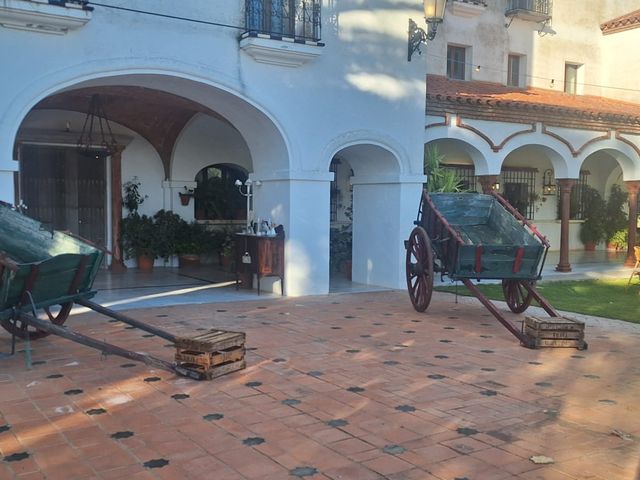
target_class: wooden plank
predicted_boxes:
[525,315,584,331]
[175,330,245,352]
[175,346,245,368]
[174,359,246,380]
[525,326,583,339]
[531,337,587,349]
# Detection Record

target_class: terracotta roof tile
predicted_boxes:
[601,9,640,35]
[426,75,640,132]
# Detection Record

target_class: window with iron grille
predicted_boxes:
[564,170,589,220]
[442,164,477,192]
[501,168,537,219]
[245,0,321,42]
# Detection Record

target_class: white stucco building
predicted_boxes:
[2,0,639,295]
[0,0,430,296]
[421,0,640,271]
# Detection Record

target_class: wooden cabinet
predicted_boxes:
[234,234,284,295]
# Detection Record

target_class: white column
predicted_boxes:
[351,174,426,289]
[253,171,333,296]
[0,156,18,204]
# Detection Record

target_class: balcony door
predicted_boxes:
[20,145,107,247]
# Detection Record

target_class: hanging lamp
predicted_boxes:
[76,93,118,157]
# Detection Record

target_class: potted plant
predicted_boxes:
[579,186,606,251]
[608,229,628,251]
[330,226,352,278]
[152,209,184,261]
[605,185,628,249]
[178,186,195,206]
[220,231,236,271]
[121,213,157,269]
[176,222,209,267]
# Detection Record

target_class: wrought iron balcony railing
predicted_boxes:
[505,0,552,21]
[244,0,321,42]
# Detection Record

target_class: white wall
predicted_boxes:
[171,113,252,182]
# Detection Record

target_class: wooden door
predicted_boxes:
[20,145,106,247]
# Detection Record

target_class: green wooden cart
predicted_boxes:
[0,202,211,378]
[405,191,577,348]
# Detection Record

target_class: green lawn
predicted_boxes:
[435,279,640,323]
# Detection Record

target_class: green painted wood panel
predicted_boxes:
[0,204,104,317]
[426,193,545,280]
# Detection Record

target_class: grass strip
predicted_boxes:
[435,279,640,323]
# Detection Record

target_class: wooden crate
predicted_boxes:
[524,316,587,350]
[525,315,584,332]
[175,330,245,352]
[175,360,247,381]
[174,329,246,380]
[175,346,245,368]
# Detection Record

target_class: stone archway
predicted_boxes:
[8,72,291,271]
[328,142,423,290]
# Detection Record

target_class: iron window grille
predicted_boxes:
[506,0,552,16]
[244,0,321,42]
[442,164,477,192]
[500,167,537,220]
[563,170,589,220]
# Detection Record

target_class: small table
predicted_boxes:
[234,233,284,295]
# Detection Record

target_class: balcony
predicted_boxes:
[451,0,487,18]
[0,0,92,35]
[240,0,323,67]
[505,0,551,23]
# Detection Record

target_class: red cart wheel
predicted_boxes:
[0,302,73,340]
[406,227,434,312]
[502,280,534,313]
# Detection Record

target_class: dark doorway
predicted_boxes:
[20,145,107,247]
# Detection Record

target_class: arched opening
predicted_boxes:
[329,156,354,283]
[328,142,408,291]
[194,163,248,221]
[11,74,290,272]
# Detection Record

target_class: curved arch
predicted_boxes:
[322,130,410,176]
[425,137,491,175]
[579,142,640,181]
[0,58,291,174]
[501,142,573,178]
[170,113,253,181]
[425,126,495,174]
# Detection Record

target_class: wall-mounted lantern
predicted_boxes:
[542,169,556,195]
[408,0,448,61]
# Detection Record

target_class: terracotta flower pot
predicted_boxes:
[178,254,201,268]
[137,254,154,271]
[178,192,193,206]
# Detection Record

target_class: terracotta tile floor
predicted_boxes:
[1,290,640,480]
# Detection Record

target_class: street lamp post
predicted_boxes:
[408,0,447,61]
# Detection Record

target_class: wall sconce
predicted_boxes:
[542,169,556,195]
[408,0,448,62]
[492,181,500,191]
